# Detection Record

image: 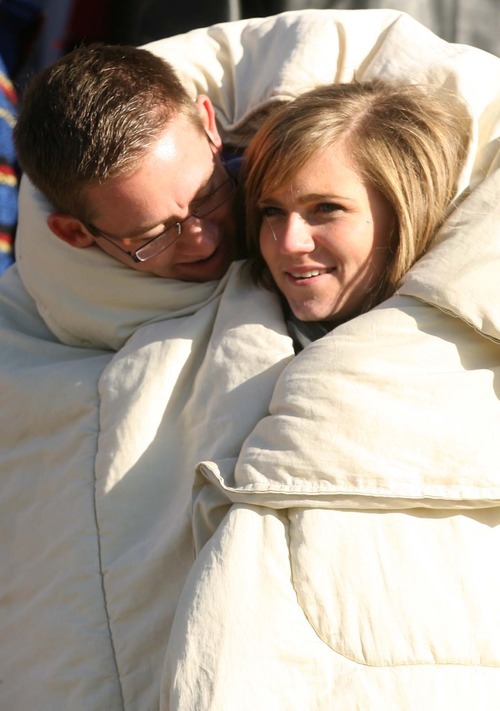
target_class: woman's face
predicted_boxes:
[259,140,395,324]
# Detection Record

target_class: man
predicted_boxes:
[14,43,241,283]
[1,41,293,710]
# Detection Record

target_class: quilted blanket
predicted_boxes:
[3,8,500,711]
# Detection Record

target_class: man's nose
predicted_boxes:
[183,213,220,241]
[279,214,315,254]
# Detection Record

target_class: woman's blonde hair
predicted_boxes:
[244,80,471,309]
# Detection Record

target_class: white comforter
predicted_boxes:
[156,9,500,711]
[2,7,500,711]
[0,179,293,709]
[165,170,500,711]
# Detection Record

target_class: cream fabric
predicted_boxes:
[145,6,500,183]
[3,7,500,710]
[15,182,222,350]
[155,10,500,711]
[1,180,293,709]
[167,183,500,711]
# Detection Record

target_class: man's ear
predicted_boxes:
[195,94,223,150]
[47,213,95,248]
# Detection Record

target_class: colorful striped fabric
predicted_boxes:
[0,58,18,275]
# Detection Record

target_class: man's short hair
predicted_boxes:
[14,43,204,220]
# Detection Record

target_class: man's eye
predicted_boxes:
[190,188,206,208]
[191,170,220,210]
[124,226,169,246]
[188,192,210,217]
[146,225,176,242]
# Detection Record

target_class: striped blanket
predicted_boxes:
[0,57,18,275]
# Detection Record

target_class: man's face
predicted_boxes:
[82,113,238,282]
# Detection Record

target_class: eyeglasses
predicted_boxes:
[84,150,237,263]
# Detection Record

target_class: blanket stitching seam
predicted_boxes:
[92,417,126,710]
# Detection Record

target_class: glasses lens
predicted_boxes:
[193,177,236,219]
[133,163,236,262]
[134,223,181,262]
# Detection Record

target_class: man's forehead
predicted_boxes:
[162,114,209,158]
[82,122,215,229]
[148,120,215,191]
[154,132,179,162]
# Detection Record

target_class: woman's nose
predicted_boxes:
[279,214,315,254]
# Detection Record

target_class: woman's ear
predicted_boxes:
[195,94,223,150]
[47,213,95,248]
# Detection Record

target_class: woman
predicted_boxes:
[244,80,470,346]
[164,82,500,710]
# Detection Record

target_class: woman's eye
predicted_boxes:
[259,205,283,218]
[317,202,343,214]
